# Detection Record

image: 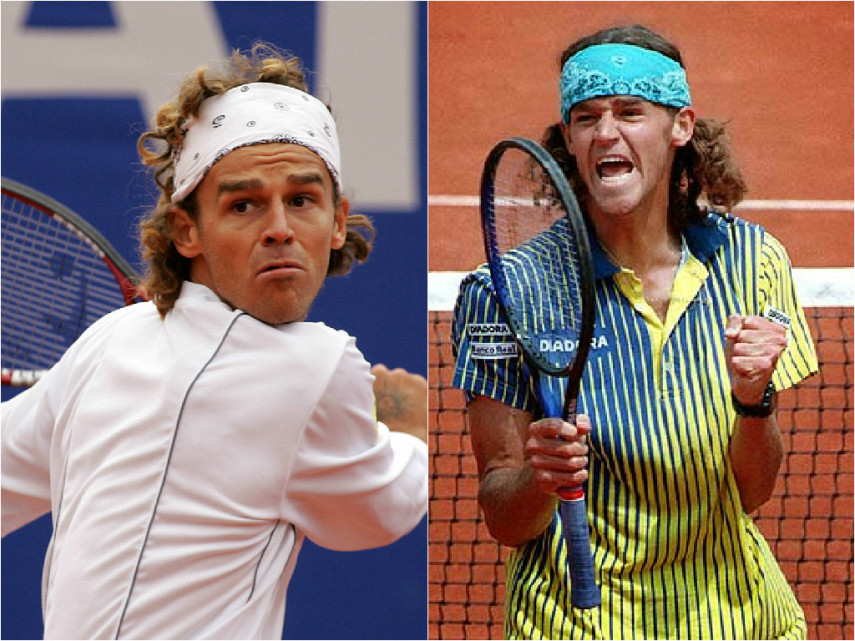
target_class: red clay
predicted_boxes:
[428,1,854,271]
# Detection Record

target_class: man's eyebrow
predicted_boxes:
[287,172,325,187]
[574,96,645,112]
[215,172,325,196]
[215,171,328,199]
[217,178,264,196]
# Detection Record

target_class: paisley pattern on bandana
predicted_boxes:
[560,43,692,122]
[171,83,341,203]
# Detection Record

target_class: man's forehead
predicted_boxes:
[209,143,332,184]
[573,95,647,111]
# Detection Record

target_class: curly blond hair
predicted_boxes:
[137,42,373,316]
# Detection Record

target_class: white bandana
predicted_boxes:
[171,82,341,203]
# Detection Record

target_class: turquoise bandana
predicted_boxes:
[560,43,692,122]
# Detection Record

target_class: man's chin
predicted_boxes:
[244,301,311,326]
[591,201,638,219]
[258,310,309,326]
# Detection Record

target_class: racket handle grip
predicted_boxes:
[559,493,601,609]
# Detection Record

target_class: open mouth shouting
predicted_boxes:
[595,155,636,183]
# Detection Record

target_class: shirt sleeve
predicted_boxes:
[1,308,129,538]
[281,339,427,551]
[756,232,819,390]
[451,268,537,412]
[1,371,61,536]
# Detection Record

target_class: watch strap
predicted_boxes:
[732,381,777,418]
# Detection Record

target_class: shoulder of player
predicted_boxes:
[721,213,790,264]
[75,299,157,344]
[715,210,783,245]
[456,264,494,298]
[451,265,502,321]
[696,210,787,262]
[50,301,159,379]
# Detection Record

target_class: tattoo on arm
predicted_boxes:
[374,381,410,423]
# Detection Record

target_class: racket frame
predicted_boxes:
[480,137,596,414]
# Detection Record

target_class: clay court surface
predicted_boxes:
[427,3,853,639]
[428,1,853,271]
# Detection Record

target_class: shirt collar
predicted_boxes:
[589,210,730,280]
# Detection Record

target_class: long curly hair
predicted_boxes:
[137,42,373,316]
[542,24,747,233]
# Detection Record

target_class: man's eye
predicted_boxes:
[573,114,602,128]
[231,200,256,214]
[291,195,315,208]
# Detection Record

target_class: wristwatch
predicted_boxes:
[732,381,777,418]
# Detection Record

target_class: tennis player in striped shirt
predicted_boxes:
[452,24,818,640]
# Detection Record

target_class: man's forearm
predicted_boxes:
[479,464,558,548]
[729,413,784,513]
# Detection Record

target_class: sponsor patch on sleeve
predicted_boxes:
[762,305,791,330]
[467,322,518,359]
[467,322,513,337]
[471,342,519,359]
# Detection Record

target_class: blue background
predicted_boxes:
[1,2,427,639]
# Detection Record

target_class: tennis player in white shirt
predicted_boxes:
[1,42,427,640]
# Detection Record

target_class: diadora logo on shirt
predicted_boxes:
[468,323,513,337]
[539,335,610,354]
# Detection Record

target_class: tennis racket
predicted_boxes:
[480,137,599,608]
[1,177,141,387]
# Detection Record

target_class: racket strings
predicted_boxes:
[491,148,585,371]
[1,192,127,371]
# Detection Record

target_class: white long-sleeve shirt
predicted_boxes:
[2,281,427,640]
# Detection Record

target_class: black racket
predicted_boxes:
[480,137,599,608]
[1,177,141,387]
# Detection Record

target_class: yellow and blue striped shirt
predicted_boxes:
[451,212,818,640]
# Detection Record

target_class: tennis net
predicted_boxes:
[429,268,853,640]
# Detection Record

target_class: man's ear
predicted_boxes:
[672,107,696,148]
[331,198,349,250]
[169,206,202,258]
